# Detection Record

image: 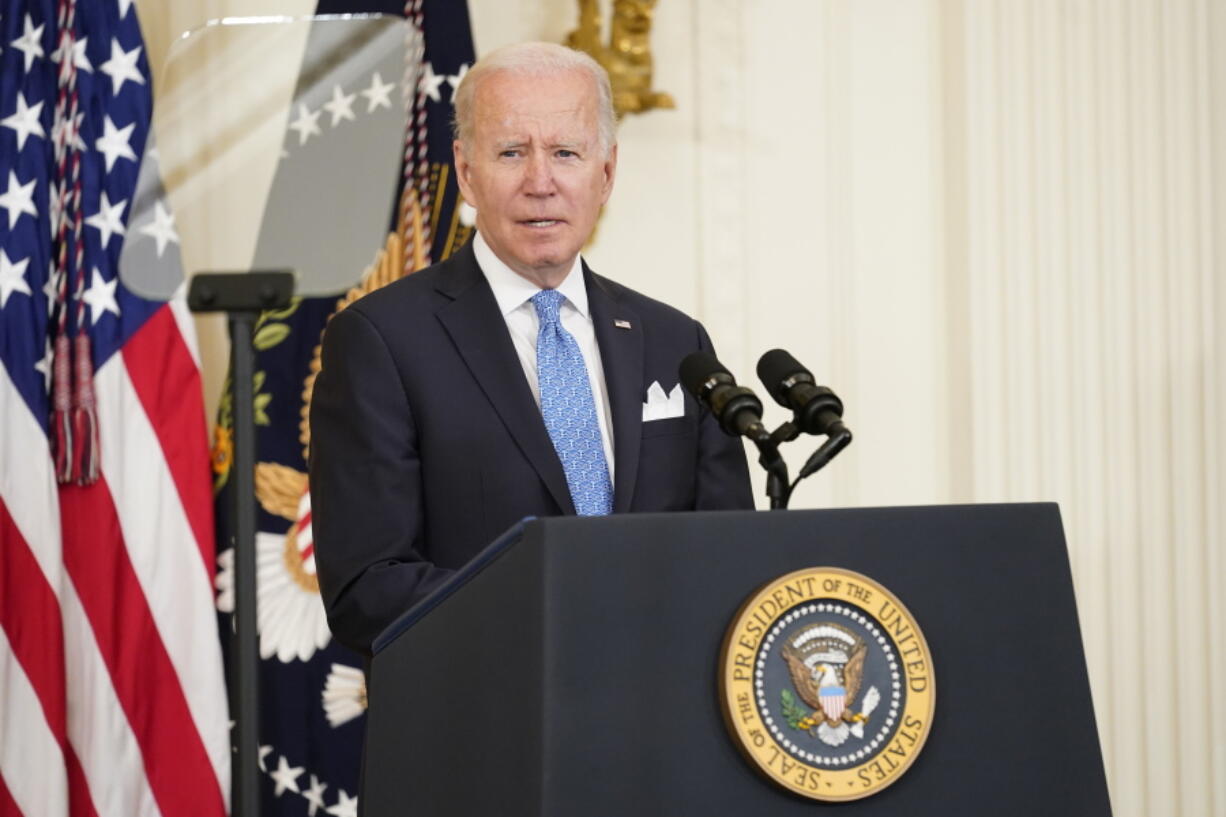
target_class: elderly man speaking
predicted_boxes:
[309,42,753,656]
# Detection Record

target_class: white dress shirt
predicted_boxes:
[473,232,616,481]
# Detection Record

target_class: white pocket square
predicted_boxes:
[642,381,685,422]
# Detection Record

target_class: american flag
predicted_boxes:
[0,1,229,816]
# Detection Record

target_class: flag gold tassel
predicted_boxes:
[51,334,74,482]
[70,332,100,485]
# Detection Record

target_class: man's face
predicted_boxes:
[453,68,617,288]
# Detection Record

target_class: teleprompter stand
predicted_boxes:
[162,13,413,816]
[189,271,295,817]
[363,504,1112,816]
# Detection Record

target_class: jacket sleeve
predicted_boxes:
[308,306,455,656]
[693,322,757,511]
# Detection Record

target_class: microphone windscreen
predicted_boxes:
[756,348,806,406]
[679,351,729,397]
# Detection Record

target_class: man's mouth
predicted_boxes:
[520,219,561,228]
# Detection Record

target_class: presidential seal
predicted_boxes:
[719,567,935,801]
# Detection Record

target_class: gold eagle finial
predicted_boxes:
[567,0,675,118]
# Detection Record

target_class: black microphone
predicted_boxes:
[679,352,770,443]
[756,349,846,436]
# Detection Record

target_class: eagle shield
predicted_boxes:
[819,685,847,722]
[780,623,867,727]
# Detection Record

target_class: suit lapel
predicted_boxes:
[587,267,643,514]
[435,245,575,515]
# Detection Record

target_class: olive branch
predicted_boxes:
[780,689,810,730]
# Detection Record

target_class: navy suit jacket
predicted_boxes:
[309,242,754,655]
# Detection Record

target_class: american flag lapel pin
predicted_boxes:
[614,319,632,330]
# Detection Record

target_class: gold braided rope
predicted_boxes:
[298,194,425,460]
[254,462,308,521]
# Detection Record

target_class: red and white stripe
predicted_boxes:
[291,489,315,574]
[0,301,229,817]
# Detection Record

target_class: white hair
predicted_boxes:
[451,41,616,156]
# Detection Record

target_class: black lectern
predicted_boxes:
[365,504,1112,816]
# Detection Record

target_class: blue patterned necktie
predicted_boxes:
[531,289,613,516]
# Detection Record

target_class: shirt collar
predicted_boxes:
[474,231,589,318]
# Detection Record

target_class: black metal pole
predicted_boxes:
[228,312,260,817]
[188,271,294,817]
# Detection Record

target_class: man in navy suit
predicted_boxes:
[310,42,753,656]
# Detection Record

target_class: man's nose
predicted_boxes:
[522,152,556,195]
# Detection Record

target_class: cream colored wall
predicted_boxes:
[139,2,1225,814]
[475,3,1226,815]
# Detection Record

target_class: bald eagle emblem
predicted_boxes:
[780,623,882,747]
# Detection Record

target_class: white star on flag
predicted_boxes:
[269,755,304,797]
[11,14,45,74]
[52,33,92,73]
[322,85,356,127]
[419,61,445,103]
[85,191,127,248]
[118,0,134,18]
[95,115,138,172]
[446,63,469,95]
[0,249,32,309]
[138,201,179,257]
[303,775,329,817]
[288,104,321,146]
[2,92,46,150]
[34,340,53,389]
[361,71,394,112]
[100,38,145,96]
[82,268,121,325]
[258,745,274,773]
[0,170,38,228]
[325,790,358,817]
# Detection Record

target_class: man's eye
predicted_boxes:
[499,149,521,158]
[556,149,577,158]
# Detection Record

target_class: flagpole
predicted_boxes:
[190,271,295,817]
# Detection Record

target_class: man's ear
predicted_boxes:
[453,140,473,201]
[600,143,618,204]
